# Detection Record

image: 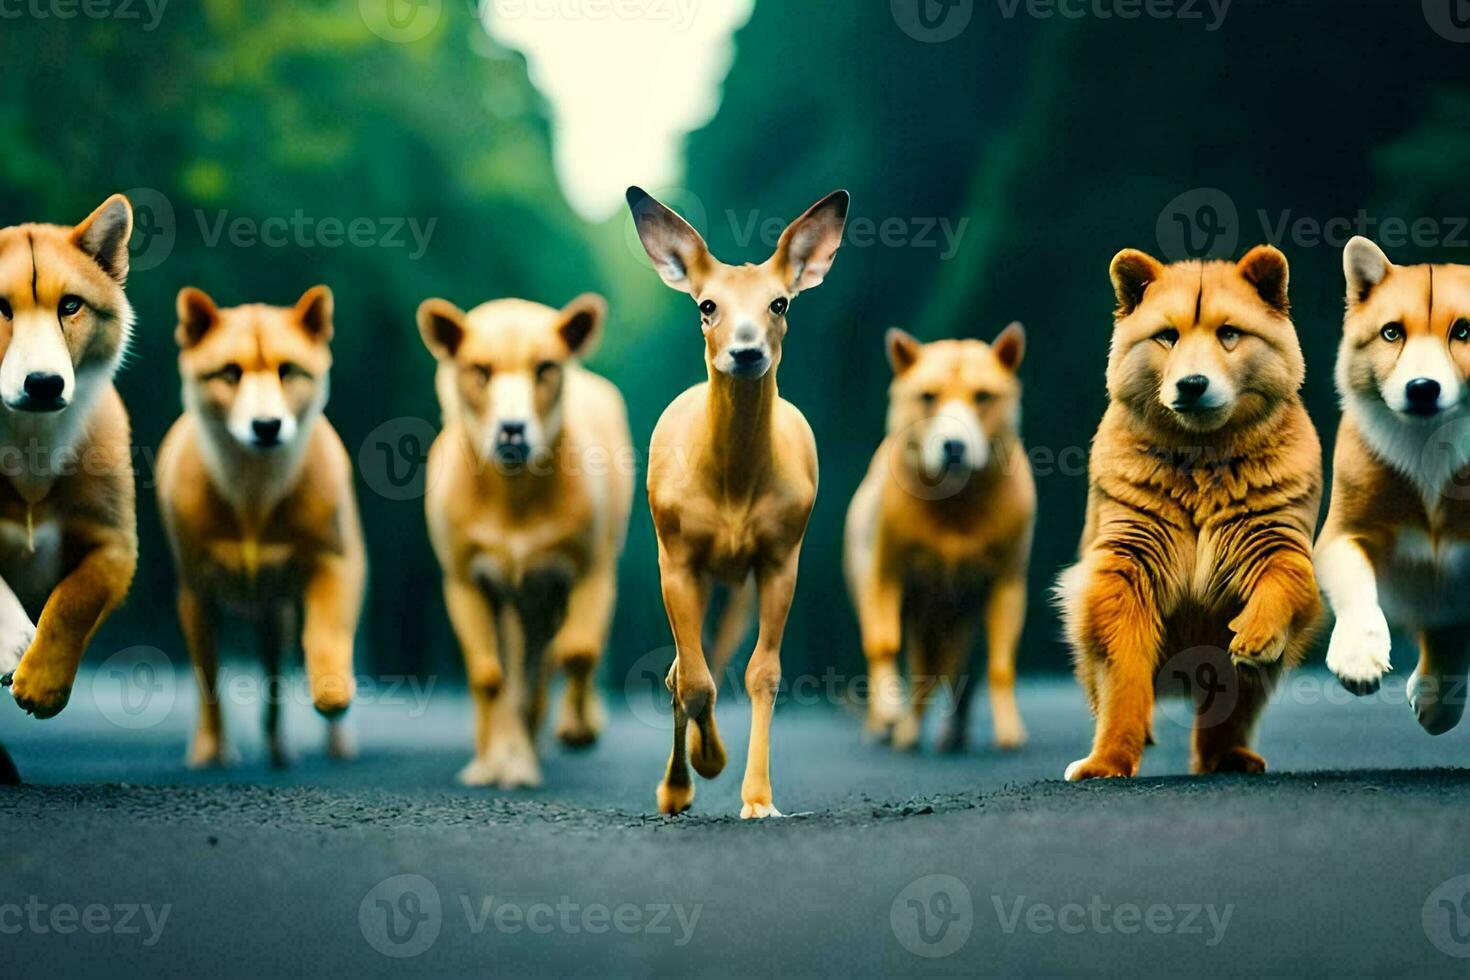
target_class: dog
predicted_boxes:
[628,185,847,818]
[418,293,632,788]
[1317,237,1470,733]
[156,286,364,768]
[845,326,1034,753]
[0,197,140,756]
[1055,245,1322,780]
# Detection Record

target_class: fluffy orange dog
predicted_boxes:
[0,197,139,744]
[1056,246,1322,780]
[419,293,632,789]
[1317,239,1470,733]
[157,286,364,768]
[845,326,1034,752]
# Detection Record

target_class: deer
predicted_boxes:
[627,185,849,818]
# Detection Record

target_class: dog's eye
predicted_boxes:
[279,362,311,381]
[1453,319,1470,343]
[769,297,788,317]
[0,299,10,320]
[58,295,84,317]
[974,391,993,405]
[214,364,242,385]
[1381,322,1404,343]
[471,365,492,385]
[536,360,560,381]
[1153,328,1179,347]
[699,300,717,317]
[920,391,939,407]
[1217,326,1242,349]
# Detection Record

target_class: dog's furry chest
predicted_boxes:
[1376,529,1470,628]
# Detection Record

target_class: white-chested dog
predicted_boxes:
[1318,237,1470,734]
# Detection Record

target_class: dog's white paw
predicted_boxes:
[740,801,782,820]
[456,745,542,790]
[0,621,34,680]
[1326,607,1392,696]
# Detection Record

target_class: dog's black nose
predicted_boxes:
[251,418,282,444]
[1406,378,1442,414]
[1175,375,1210,403]
[731,347,765,366]
[942,439,967,464]
[22,372,65,408]
[499,422,527,442]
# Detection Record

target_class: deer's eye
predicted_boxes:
[1154,328,1179,348]
[1452,319,1470,343]
[769,297,788,317]
[1381,322,1404,343]
[58,295,84,317]
[699,300,717,317]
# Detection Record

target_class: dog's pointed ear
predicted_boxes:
[993,321,1025,371]
[772,190,849,294]
[1238,245,1290,314]
[1110,248,1164,318]
[72,194,133,284]
[1345,236,1392,305]
[626,187,711,295]
[886,328,922,375]
[176,287,219,349]
[558,293,606,358]
[418,298,467,359]
[294,285,334,342]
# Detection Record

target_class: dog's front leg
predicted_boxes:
[6,522,134,719]
[856,566,905,741]
[984,573,1028,750]
[1315,534,1391,695]
[300,553,361,717]
[0,574,36,682]
[444,575,503,695]
[551,562,614,748]
[1227,535,1319,668]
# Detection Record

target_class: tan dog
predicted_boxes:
[628,185,847,818]
[156,286,364,768]
[1056,246,1322,780]
[1317,239,1470,733]
[418,293,632,789]
[845,326,1033,753]
[0,197,139,742]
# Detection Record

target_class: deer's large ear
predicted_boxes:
[72,194,133,283]
[1110,248,1164,318]
[992,321,1025,371]
[1238,245,1290,314]
[418,299,467,359]
[772,190,849,294]
[294,285,334,342]
[558,293,606,358]
[886,328,922,375]
[626,187,711,295]
[1344,236,1392,305]
[176,287,219,349]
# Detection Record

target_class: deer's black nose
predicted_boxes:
[1175,375,1210,403]
[1405,378,1442,415]
[21,372,65,410]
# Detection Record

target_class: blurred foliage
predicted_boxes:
[0,0,1467,695]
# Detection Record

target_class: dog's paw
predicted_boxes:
[187,731,237,770]
[1227,611,1288,667]
[7,657,72,719]
[739,800,783,820]
[1064,753,1137,781]
[0,621,32,679]
[1196,746,1267,775]
[1408,670,1466,736]
[326,720,357,761]
[890,715,921,752]
[993,714,1028,751]
[457,756,498,787]
[1326,607,1392,695]
[554,691,604,749]
[309,671,355,718]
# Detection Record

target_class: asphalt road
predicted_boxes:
[4,662,1470,977]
